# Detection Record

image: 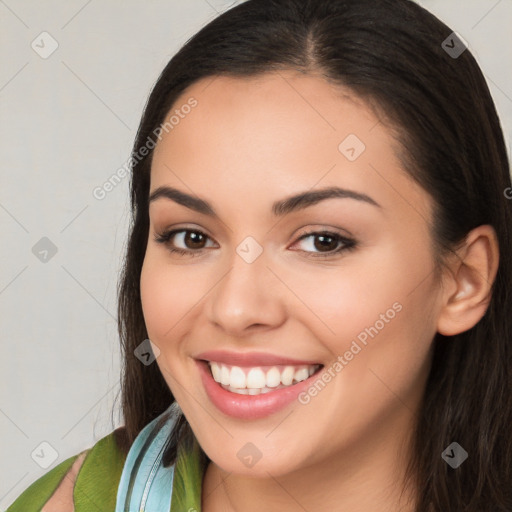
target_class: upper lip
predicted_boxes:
[195,350,321,367]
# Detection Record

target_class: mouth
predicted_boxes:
[207,361,323,396]
[194,351,325,420]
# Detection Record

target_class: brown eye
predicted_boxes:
[312,234,339,252]
[153,228,216,257]
[154,228,357,259]
[183,230,207,249]
[292,231,357,258]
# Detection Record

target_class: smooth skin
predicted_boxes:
[140,71,499,512]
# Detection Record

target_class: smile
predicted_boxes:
[195,350,325,419]
[208,362,322,395]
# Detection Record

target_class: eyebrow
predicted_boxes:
[148,185,381,217]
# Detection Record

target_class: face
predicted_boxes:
[140,71,444,478]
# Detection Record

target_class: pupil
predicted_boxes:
[315,234,335,252]
[186,231,205,248]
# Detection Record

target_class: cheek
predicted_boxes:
[283,243,425,342]
[139,256,196,342]
[140,257,202,390]
[287,238,437,386]
[140,260,170,339]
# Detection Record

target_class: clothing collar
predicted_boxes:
[115,402,207,512]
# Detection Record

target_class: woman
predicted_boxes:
[7,0,511,510]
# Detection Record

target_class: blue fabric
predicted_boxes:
[115,402,181,512]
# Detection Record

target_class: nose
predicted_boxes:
[206,246,287,336]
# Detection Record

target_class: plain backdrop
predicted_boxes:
[1,0,511,508]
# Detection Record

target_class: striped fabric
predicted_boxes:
[115,401,206,512]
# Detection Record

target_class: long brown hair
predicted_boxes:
[114,1,512,509]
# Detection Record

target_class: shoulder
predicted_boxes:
[6,427,129,512]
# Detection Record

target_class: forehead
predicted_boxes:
[149,71,431,224]
[154,71,383,163]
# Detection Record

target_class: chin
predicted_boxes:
[211,451,301,478]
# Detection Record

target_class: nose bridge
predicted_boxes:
[207,236,285,333]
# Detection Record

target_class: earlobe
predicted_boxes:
[436,225,499,336]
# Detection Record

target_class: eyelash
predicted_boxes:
[153,228,357,259]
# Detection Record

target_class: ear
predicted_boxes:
[436,225,499,336]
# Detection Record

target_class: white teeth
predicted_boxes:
[266,367,281,388]
[226,385,274,395]
[229,386,249,395]
[210,362,221,382]
[230,366,246,388]
[281,366,295,385]
[293,368,309,383]
[247,367,266,388]
[208,361,321,393]
[220,365,230,386]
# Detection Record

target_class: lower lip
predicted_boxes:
[197,360,321,420]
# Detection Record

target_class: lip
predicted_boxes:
[195,350,321,367]
[196,359,323,420]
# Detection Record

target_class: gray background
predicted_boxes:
[1,0,511,508]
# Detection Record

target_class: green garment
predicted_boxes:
[6,426,206,511]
